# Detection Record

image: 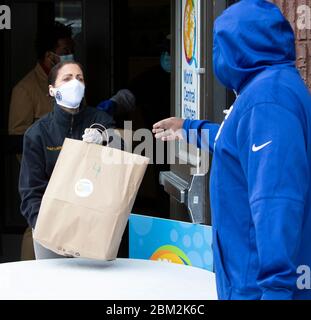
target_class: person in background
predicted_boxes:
[19,61,121,259]
[9,22,74,135]
[125,34,171,217]
[129,34,171,131]
[153,0,311,300]
[159,35,172,74]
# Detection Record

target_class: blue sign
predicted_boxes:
[129,214,213,272]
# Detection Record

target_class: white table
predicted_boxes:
[0,258,217,300]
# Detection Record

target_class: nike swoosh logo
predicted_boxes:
[252,141,272,152]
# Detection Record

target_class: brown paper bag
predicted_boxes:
[33,138,149,260]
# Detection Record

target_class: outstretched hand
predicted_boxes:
[152,117,184,141]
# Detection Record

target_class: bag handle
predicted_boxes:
[90,123,110,146]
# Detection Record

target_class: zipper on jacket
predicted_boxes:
[69,115,74,138]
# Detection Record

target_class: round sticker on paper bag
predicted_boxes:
[74,179,94,198]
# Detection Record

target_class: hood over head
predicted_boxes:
[213,0,296,92]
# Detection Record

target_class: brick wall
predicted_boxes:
[271,0,311,90]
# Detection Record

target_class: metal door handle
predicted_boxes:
[159,171,206,224]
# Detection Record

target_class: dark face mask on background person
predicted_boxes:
[160,51,172,73]
[50,51,75,66]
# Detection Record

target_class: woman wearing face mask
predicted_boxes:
[19,61,120,259]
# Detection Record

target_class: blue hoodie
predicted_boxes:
[183,0,311,300]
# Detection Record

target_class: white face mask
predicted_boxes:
[50,79,85,109]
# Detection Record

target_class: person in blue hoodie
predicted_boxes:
[153,0,311,300]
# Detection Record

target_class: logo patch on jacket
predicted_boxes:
[47,146,62,151]
[56,91,62,101]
